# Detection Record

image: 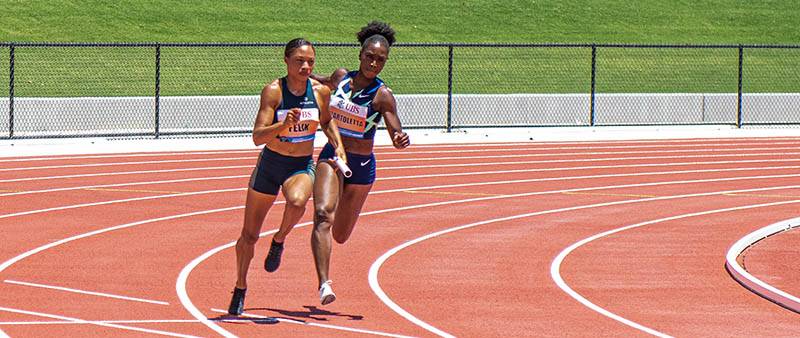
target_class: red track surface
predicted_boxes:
[1,138,800,337]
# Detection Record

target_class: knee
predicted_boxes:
[285,192,310,209]
[239,231,260,246]
[314,206,335,226]
[332,231,349,244]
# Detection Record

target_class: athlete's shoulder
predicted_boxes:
[263,78,281,93]
[311,79,331,96]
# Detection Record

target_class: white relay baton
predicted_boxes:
[332,156,353,178]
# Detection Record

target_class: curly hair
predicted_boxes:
[356,20,396,47]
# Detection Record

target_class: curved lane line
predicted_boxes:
[726,216,800,312]
[371,190,800,337]
[5,160,800,197]
[551,199,800,337]
[184,184,800,337]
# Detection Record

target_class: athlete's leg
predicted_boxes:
[235,188,277,289]
[272,173,314,242]
[311,161,343,287]
[331,183,373,244]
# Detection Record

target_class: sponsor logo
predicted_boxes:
[360,159,372,166]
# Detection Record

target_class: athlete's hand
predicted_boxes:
[334,145,347,164]
[392,131,410,149]
[282,108,300,127]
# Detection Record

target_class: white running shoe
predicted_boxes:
[319,280,336,305]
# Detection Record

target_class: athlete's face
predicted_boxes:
[359,42,389,79]
[285,45,315,79]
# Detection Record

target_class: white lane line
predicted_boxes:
[6,172,800,276]
[5,151,799,184]
[383,164,800,182]
[0,175,248,197]
[4,157,800,198]
[375,148,800,163]
[207,308,417,338]
[379,151,800,164]
[0,306,200,338]
[726,216,800,312]
[3,147,799,173]
[6,161,800,221]
[371,187,800,337]
[8,139,799,163]
[7,140,800,163]
[4,279,169,306]
[0,157,252,172]
[178,183,800,338]
[0,150,256,163]
[373,141,800,156]
[0,206,243,275]
[0,165,250,183]
[2,170,798,335]
[552,199,800,337]
[0,319,203,325]
[0,187,242,220]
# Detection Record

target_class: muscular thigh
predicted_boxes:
[332,183,372,241]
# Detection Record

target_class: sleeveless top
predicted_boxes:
[275,77,320,143]
[329,71,384,140]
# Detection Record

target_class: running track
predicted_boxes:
[1,138,799,337]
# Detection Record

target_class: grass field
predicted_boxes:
[1,1,798,96]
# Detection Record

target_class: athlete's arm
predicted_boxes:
[310,68,349,90]
[315,83,347,162]
[375,86,410,149]
[252,80,297,146]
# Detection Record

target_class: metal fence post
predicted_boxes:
[737,45,743,128]
[154,43,161,138]
[590,44,597,126]
[446,44,454,132]
[9,43,15,138]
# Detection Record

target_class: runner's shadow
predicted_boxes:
[250,305,364,322]
[208,313,279,325]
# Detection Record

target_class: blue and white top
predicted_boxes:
[329,71,384,140]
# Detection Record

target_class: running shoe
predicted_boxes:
[264,240,284,272]
[228,287,246,315]
[319,280,336,305]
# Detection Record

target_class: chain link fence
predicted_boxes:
[1,42,799,139]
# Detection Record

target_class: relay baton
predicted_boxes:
[332,156,352,178]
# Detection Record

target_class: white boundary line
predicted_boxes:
[0,306,200,338]
[6,164,800,221]
[207,308,417,338]
[6,150,800,184]
[7,141,800,163]
[4,279,169,306]
[178,183,800,337]
[4,157,800,198]
[725,216,800,312]
[4,146,800,172]
[4,168,800,336]
[0,157,252,172]
[552,199,800,337]
[0,165,250,183]
[0,319,202,325]
[369,187,800,337]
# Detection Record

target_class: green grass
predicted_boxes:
[1,1,798,96]
[2,0,798,44]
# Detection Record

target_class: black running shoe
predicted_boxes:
[264,240,284,272]
[228,287,246,315]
